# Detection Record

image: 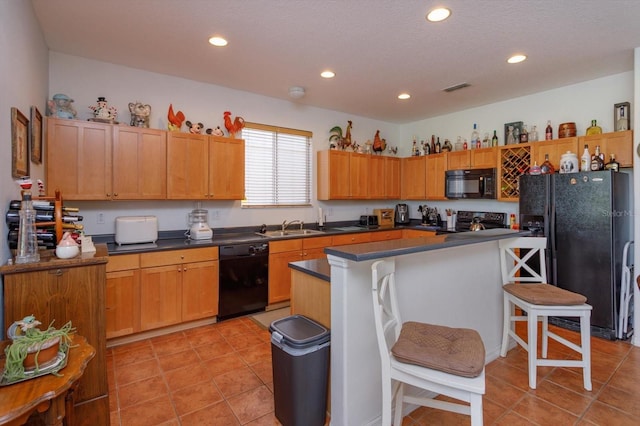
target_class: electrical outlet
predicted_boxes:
[97,212,105,224]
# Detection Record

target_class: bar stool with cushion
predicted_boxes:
[499,237,592,390]
[371,259,486,426]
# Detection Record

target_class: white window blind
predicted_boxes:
[242,123,312,207]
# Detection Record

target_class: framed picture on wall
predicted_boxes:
[614,102,630,132]
[11,107,29,178]
[30,106,43,164]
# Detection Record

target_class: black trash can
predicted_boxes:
[270,315,330,426]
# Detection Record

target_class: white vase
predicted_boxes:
[559,151,579,174]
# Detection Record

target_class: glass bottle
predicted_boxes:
[455,136,463,151]
[580,144,590,172]
[604,154,619,172]
[491,130,498,146]
[586,119,602,135]
[463,138,468,150]
[590,145,604,170]
[529,125,539,142]
[430,135,436,154]
[545,120,553,140]
[506,126,516,145]
[519,125,529,143]
[482,133,489,148]
[412,138,419,156]
[471,124,479,149]
[15,190,40,264]
[617,106,629,131]
[540,154,555,174]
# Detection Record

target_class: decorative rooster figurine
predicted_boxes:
[167,104,185,131]
[223,111,245,138]
[372,130,386,154]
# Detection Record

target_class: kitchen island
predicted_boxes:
[320,229,525,426]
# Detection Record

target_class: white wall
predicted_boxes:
[0,1,49,263]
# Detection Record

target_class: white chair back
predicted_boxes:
[498,237,548,285]
[371,260,401,367]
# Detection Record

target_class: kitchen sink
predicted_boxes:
[256,229,326,238]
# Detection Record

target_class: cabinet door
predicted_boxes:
[349,152,369,198]
[106,269,140,338]
[401,156,426,199]
[447,151,470,170]
[384,157,401,199]
[113,126,167,199]
[46,118,112,200]
[167,132,209,199]
[580,130,633,168]
[317,150,350,200]
[182,260,219,321]
[426,153,447,200]
[140,265,182,330]
[303,236,332,259]
[471,147,497,169]
[269,250,302,303]
[209,137,245,199]
[531,137,578,169]
[368,155,386,199]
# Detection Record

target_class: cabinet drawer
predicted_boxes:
[332,233,372,245]
[303,236,333,250]
[402,229,436,239]
[370,230,402,242]
[106,254,140,272]
[140,247,218,268]
[269,239,303,253]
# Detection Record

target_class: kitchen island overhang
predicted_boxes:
[325,229,527,426]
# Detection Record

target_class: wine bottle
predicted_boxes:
[540,154,555,174]
[586,120,602,136]
[9,200,80,212]
[590,145,604,170]
[580,144,590,172]
[491,130,498,147]
[545,120,553,140]
[435,137,441,153]
[5,210,83,224]
[604,154,619,172]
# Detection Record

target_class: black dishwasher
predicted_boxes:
[218,242,269,321]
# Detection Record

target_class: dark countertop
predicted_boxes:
[1,244,109,273]
[289,258,331,282]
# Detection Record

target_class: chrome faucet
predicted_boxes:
[282,219,304,232]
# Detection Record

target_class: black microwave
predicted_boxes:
[445,168,497,199]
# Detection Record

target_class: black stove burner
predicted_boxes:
[455,211,507,232]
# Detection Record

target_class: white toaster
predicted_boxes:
[115,216,158,245]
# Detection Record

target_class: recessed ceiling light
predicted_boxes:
[398,93,411,100]
[426,7,451,22]
[208,36,228,47]
[507,54,527,64]
[321,70,335,79]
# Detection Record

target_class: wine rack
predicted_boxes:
[499,145,531,200]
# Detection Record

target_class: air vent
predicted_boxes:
[443,82,470,93]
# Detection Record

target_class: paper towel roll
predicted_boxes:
[318,207,324,226]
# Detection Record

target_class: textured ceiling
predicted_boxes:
[31,0,640,124]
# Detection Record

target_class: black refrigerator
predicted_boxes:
[519,170,631,340]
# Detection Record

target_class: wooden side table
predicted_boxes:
[0,335,95,426]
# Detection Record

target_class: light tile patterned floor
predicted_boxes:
[107,317,640,425]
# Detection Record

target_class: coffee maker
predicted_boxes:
[395,204,410,225]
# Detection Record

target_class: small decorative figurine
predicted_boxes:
[206,126,224,136]
[223,111,245,138]
[372,130,386,154]
[328,120,354,150]
[185,120,204,134]
[89,97,117,122]
[46,93,77,119]
[128,101,151,127]
[167,104,185,131]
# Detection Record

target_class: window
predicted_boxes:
[242,123,312,207]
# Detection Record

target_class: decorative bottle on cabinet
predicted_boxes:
[491,130,498,146]
[540,154,555,174]
[545,120,553,140]
[519,124,529,143]
[604,154,619,172]
[580,144,590,172]
[470,124,479,149]
[586,120,602,135]
[590,145,604,170]
[616,106,629,131]
[15,190,40,264]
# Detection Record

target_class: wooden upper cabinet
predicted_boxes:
[349,152,369,198]
[46,118,112,200]
[167,132,209,199]
[426,153,447,200]
[209,136,245,199]
[113,126,167,199]
[447,151,470,170]
[317,150,350,200]
[470,147,498,169]
[401,156,426,200]
[579,130,633,168]
[368,155,386,199]
[384,156,401,199]
[530,137,578,170]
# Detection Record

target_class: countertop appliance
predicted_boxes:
[218,242,269,321]
[395,204,410,224]
[373,208,394,228]
[188,204,213,240]
[359,215,379,229]
[454,211,507,232]
[445,168,496,199]
[115,216,158,245]
[519,170,631,340]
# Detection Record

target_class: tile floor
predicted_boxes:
[107,317,640,425]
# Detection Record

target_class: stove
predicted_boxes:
[455,211,507,232]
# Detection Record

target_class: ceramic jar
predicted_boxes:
[559,151,579,174]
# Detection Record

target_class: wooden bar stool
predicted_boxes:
[499,237,592,390]
[371,259,485,425]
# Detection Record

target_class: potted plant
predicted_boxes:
[3,316,74,382]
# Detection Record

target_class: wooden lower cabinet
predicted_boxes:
[1,247,110,425]
[369,229,402,241]
[402,229,436,239]
[106,254,141,339]
[140,264,183,330]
